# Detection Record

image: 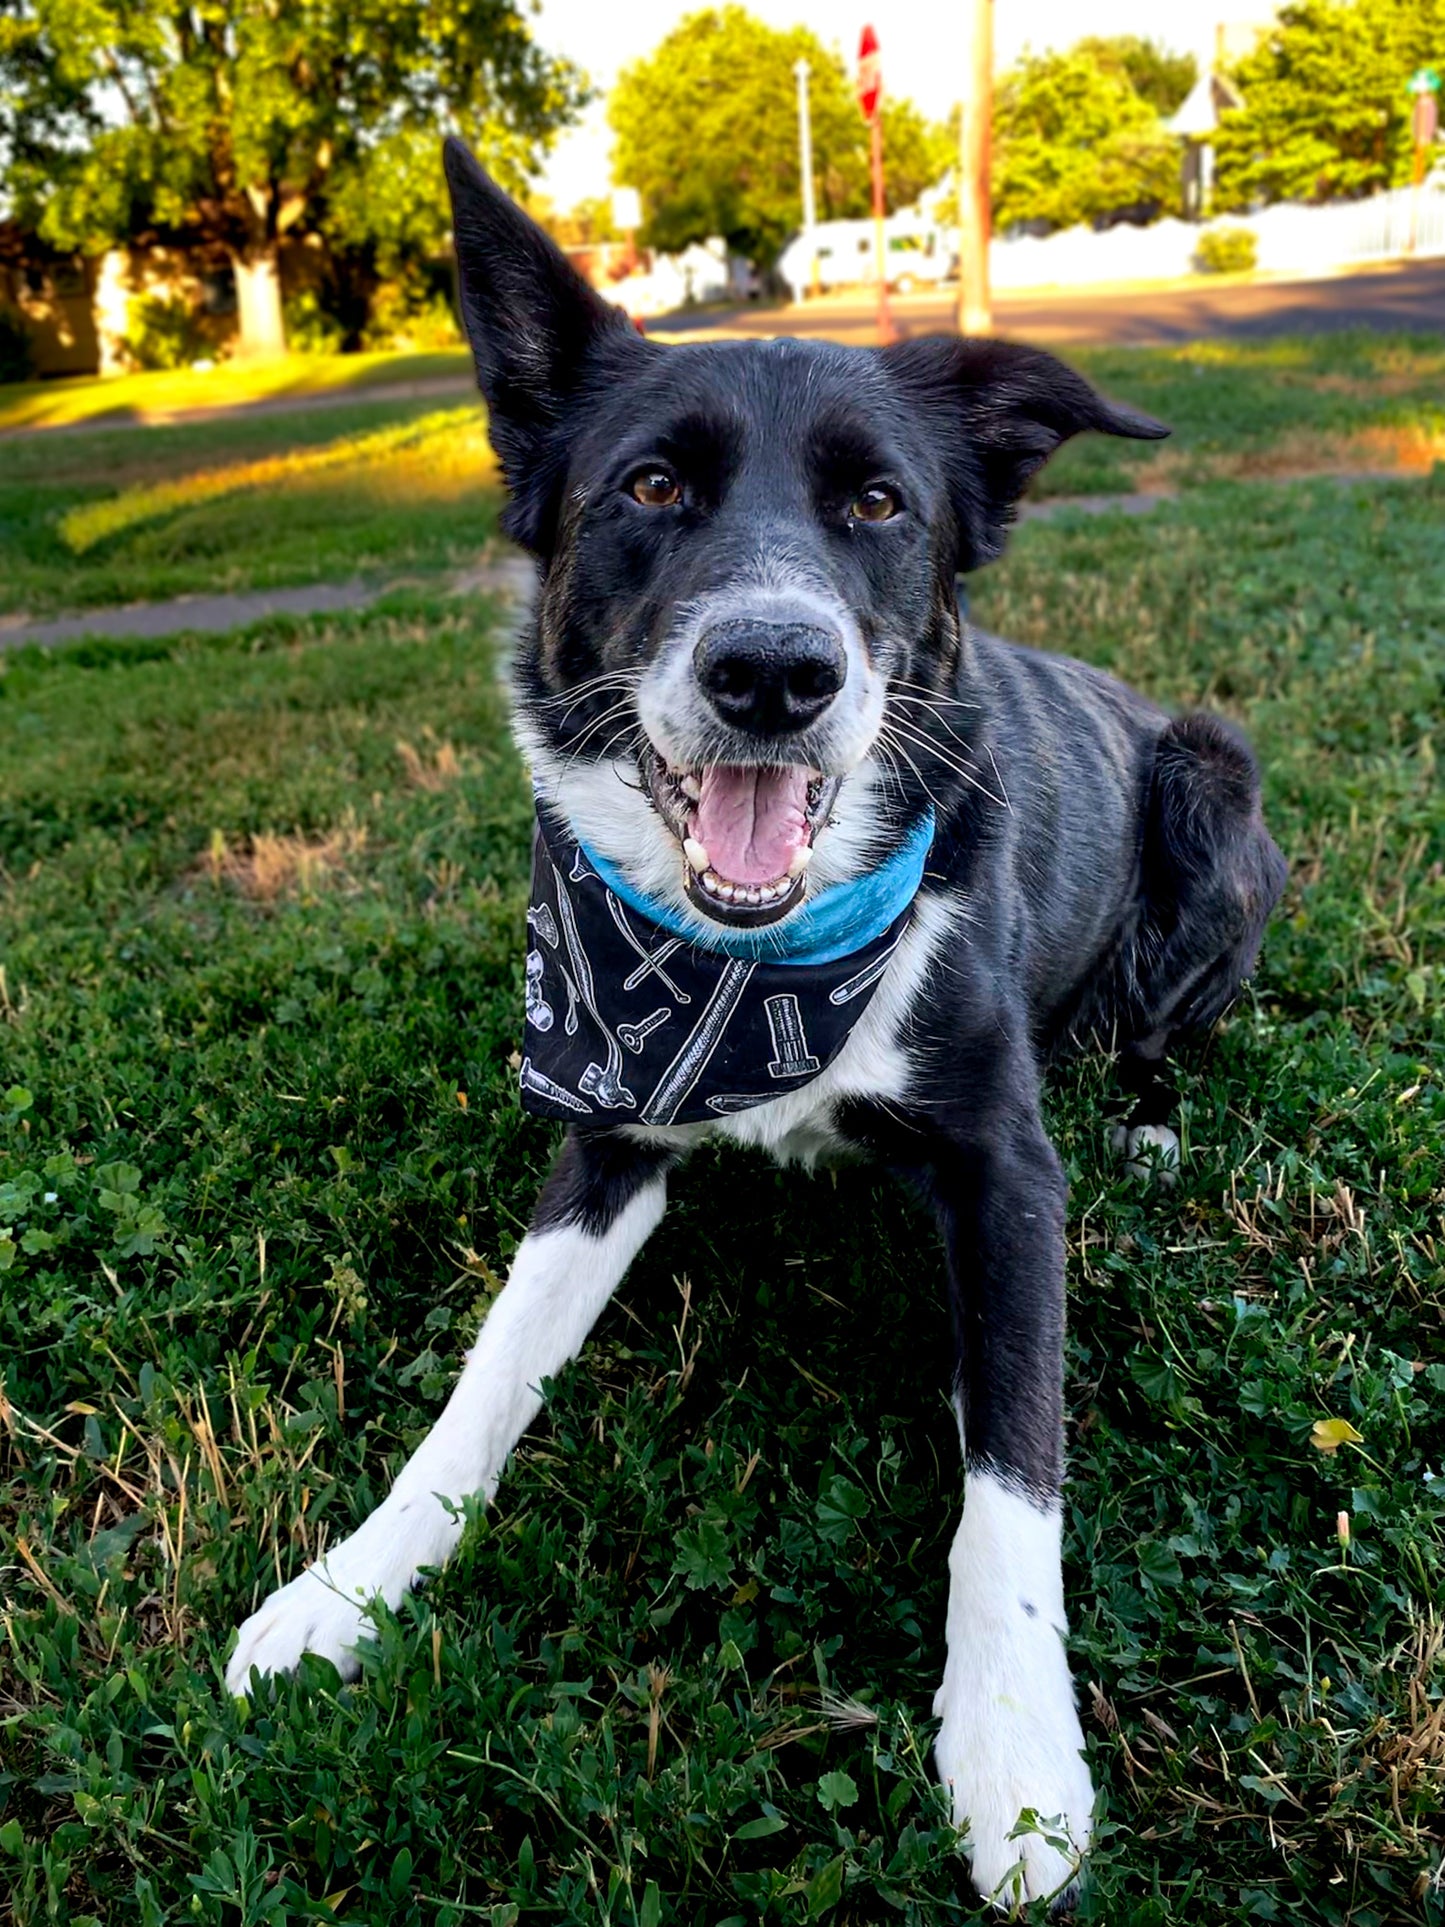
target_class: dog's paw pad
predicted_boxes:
[1109,1121,1179,1186]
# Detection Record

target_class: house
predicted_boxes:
[0,230,101,377]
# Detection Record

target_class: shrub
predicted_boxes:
[364,275,460,351]
[283,288,346,356]
[123,292,212,370]
[1195,224,1258,274]
[0,305,34,383]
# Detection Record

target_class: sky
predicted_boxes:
[532,0,1275,210]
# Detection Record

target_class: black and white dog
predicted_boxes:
[228,144,1286,1912]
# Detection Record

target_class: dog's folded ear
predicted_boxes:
[883,338,1169,570]
[443,138,647,553]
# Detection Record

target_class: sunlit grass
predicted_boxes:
[1034,330,1445,496]
[0,404,500,615]
[58,409,491,555]
[0,347,472,435]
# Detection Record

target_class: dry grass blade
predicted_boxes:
[819,1689,880,1731]
[205,817,367,899]
[397,734,464,790]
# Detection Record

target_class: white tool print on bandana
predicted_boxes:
[518,807,920,1129]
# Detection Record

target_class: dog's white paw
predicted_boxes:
[934,1625,1093,1913]
[935,1476,1093,1913]
[1109,1120,1179,1186]
[226,1511,428,1694]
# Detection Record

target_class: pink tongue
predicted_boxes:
[691,765,811,885]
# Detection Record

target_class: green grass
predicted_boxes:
[1012,332,1445,497]
[3,332,1441,623]
[1,449,1442,1925]
[0,402,500,616]
[0,350,472,436]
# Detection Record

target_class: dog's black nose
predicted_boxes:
[693,621,847,735]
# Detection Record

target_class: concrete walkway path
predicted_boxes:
[0,555,538,652]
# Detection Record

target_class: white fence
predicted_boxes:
[989,180,1445,290]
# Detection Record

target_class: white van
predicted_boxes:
[778,218,954,303]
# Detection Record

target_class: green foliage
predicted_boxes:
[122,292,215,371]
[1215,0,1445,208]
[993,46,1183,232]
[1194,225,1260,273]
[362,275,462,352]
[0,347,1443,1922]
[0,1,586,352]
[542,194,621,249]
[281,290,347,359]
[0,302,34,382]
[1076,36,1199,117]
[608,6,951,266]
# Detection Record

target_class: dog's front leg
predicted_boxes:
[928,1100,1093,1914]
[226,1129,673,1692]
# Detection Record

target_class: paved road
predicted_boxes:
[651,257,1445,349]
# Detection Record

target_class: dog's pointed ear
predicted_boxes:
[882,338,1169,570]
[443,137,645,552]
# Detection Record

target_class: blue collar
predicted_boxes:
[570,807,935,967]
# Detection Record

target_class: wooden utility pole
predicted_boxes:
[956,0,993,335]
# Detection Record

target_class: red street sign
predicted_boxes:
[1414,91,1438,148]
[857,24,882,122]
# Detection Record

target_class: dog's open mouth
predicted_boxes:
[645,752,841,925]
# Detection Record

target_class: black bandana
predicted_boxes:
[518,805,927,1128]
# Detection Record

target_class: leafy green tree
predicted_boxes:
[535,196,620,250]
[608,7,951,268]
[1076,36,1198,117]
[0,1,585,357]
[1214,0,1445,207]
[993,48,1182,232]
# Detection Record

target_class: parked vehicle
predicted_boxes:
[777,217,955,302]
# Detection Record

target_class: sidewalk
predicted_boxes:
[0,554,537,652]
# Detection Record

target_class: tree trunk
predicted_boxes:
[230,241,287,359]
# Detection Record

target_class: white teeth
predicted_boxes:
[787,846,812,878]
[695,866,800,909]
[680,773,701,801]
[683,837,710,874]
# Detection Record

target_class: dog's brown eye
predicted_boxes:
[851,483,899,523]
[629,468,681,508]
